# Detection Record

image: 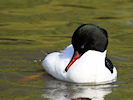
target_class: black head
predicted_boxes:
[72,24,108,54]
[65,24,108,72]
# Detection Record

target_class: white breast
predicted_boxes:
[42,44,117,84]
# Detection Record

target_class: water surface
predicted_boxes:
[0,0,133,100]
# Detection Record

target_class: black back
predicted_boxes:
[105,57,114,73]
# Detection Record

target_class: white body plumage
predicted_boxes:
[42,45,117,84]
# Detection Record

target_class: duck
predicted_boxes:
[42,24,117,84]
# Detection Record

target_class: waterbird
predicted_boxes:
[42,24,117,83]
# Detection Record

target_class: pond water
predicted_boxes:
[0,0,133,100]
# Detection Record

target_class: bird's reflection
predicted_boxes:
[41,74,116,100]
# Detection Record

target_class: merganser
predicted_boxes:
[42,24,117,83]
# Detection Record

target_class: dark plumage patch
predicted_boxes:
[72,24,108,54]
[105,57,114,73]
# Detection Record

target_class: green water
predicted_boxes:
[0,0,133,100]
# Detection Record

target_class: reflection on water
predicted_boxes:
[94,17,119,19]
[0,37,35,45]
[56,4,96,9]
[41,74,117,100]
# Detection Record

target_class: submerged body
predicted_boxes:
[42,45,117,83]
